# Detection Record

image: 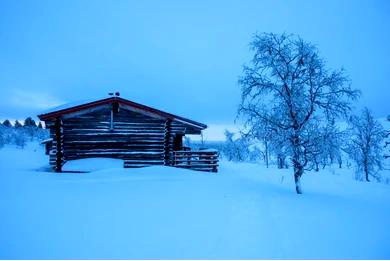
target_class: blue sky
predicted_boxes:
[0,0,389,132]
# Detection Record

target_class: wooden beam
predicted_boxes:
[55,117,65,172]
[164,119,172,166]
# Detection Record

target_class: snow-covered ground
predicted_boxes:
[0,143,390,259]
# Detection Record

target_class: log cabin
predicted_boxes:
[38,94,218,172]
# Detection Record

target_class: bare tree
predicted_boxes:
[238,33,359,194]
[346,108,386,182]
[311,120,345,171]
[223,130,251,162]
[240,120,272,167]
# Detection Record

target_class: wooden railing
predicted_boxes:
[173,149,218,173]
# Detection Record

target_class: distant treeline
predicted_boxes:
[185,137,263,163]
[187,115,390,184]
[1,113,389,184]
[0,118,49,148]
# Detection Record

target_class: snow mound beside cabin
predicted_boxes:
[62,158,124,172]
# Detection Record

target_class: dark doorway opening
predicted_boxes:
[173,134,183,151]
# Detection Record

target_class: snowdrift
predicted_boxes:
[0,143,389,259]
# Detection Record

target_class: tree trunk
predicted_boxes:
[364,165,370,182]
[292,133,303,194]
[294,166,303,194]
[277,155,284,169]
[363,155,370,182]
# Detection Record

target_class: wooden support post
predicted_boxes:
[109,101,119,131]
[164,119,172,166]
[109,108,114,130]
[55,117,64,172]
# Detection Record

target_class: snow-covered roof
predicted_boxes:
[38,98,106,116]
[37,96,207,130]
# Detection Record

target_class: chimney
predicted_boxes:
[108,92,120,97]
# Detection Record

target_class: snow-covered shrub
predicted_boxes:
[13,128,28,148]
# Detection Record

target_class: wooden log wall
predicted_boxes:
[45,120,64,170]
[63,106,165,167]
